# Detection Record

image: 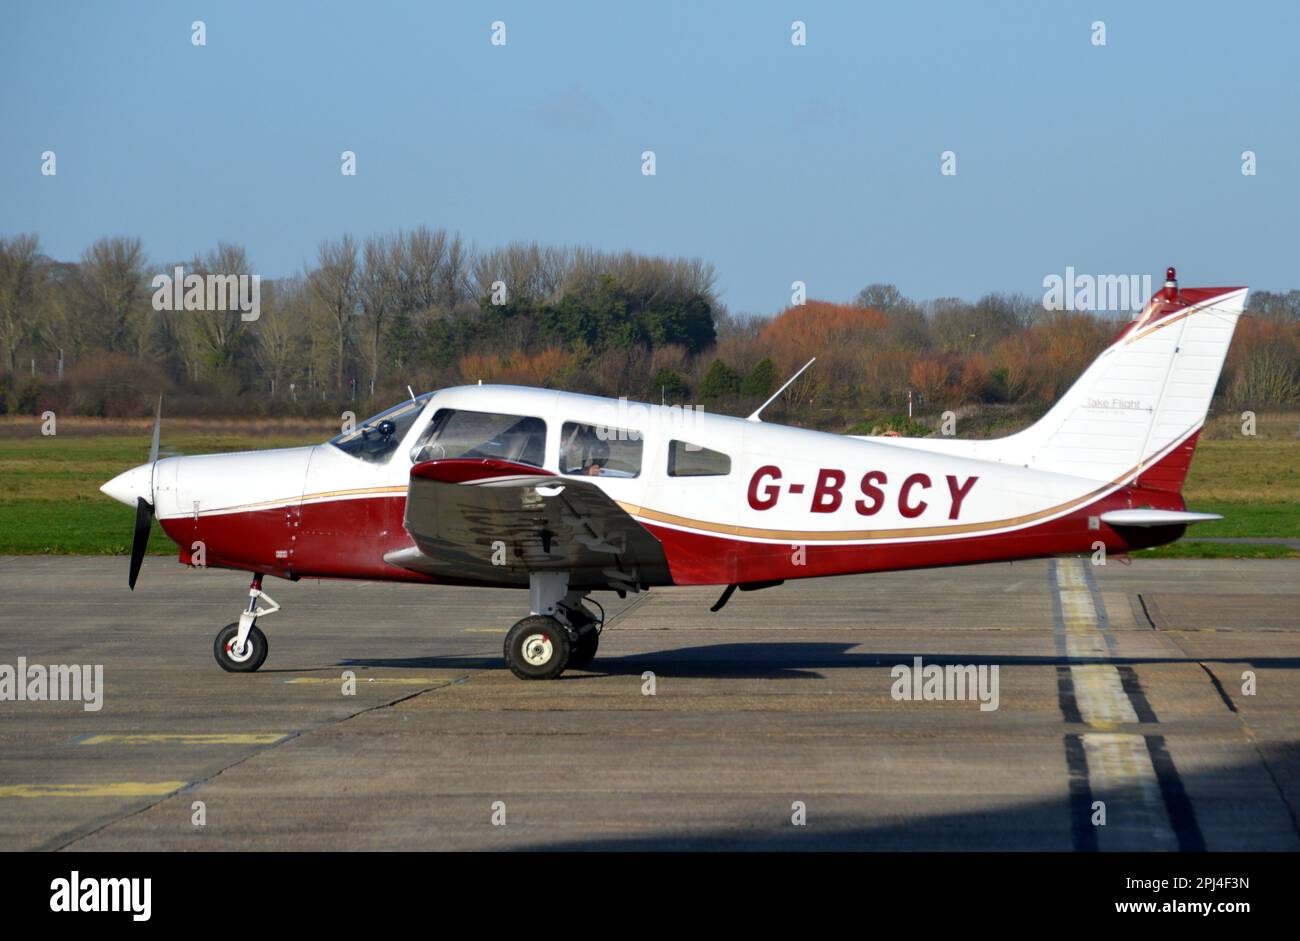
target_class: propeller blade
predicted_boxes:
[127,396,162,589]
[128,496,153,590]
[148,396,162,464]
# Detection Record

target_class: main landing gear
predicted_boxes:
[502,572,605,680]
[213,573,280,673]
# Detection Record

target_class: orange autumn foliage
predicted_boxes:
[760,301,888,369]
[908,357,951,405]
[457,348,570,386]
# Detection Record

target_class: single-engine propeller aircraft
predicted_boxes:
[101,269,1245,679]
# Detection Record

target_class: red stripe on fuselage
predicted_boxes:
[642,485,1184,585]
[160,474,1189,588]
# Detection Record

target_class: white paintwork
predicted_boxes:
[167,446,317,520]
[100,463,152,507]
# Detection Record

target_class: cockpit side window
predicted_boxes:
[559,421,642,478]
[409,409,546,467]
[329,394,433,464]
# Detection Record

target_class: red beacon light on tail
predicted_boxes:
[1165,266,1178,296]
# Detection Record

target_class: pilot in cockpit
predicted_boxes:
[561,424,611,476]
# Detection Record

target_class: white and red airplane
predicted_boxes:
[101,269,1245,679]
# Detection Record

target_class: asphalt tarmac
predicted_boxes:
[1,554,1296,851]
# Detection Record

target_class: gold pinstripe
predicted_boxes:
[189,485,407,517]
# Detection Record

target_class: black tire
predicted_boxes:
[567,629,600,670]
[503,615,571,680]
[214,622,269,673]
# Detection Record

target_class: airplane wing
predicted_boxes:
[384,458,670,591]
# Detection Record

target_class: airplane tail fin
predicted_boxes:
[997,270,1247,492]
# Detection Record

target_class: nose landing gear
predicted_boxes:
[213,573,279,673]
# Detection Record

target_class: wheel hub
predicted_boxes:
[226,636,254,663]
[521,633,553,666]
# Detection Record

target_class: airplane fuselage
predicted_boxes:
[121,384,1192,588]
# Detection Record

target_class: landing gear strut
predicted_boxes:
[214,573,279,673]
[502,572,604,680]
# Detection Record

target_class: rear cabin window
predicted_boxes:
[560,421,642,478]
[410,409,546,467]
[668,440,732,477]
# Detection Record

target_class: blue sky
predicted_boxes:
[2,0,1296,314]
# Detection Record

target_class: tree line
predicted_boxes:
[0,231,1296,427]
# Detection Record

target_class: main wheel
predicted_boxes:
[503,615,571,680]
[214,622,269,673]
[567,629,600,670]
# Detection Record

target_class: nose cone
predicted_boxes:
[101,463,153,507]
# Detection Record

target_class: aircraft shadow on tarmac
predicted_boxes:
[336,642,1300,680]
[507,745,1300,851]
[300,638,1300,852]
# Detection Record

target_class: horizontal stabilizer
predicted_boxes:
[1099,509,1222,527]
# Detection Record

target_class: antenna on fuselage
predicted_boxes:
[406,384,417,402]
[746,357,816,422]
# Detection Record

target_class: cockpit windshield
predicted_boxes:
[329,393,433,463]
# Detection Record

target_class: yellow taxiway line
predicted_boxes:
[79,733,288,746]
[0,782,187,798]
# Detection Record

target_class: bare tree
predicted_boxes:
[564,248,717,311]
[359,233,401,389]
[0,234,43,373]
[175,242,254,381]
[473,242,547,307]
[1229,345,1300,406]
[77,236,148,355]
[854,283,904,311]
[33,260,82,363]
[254,276,309,397]
[310,235,359,391]
[401,226,447,312]
[440,234,473,310]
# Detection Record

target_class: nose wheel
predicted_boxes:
[215,622,269,672]
[213,574,279,673]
